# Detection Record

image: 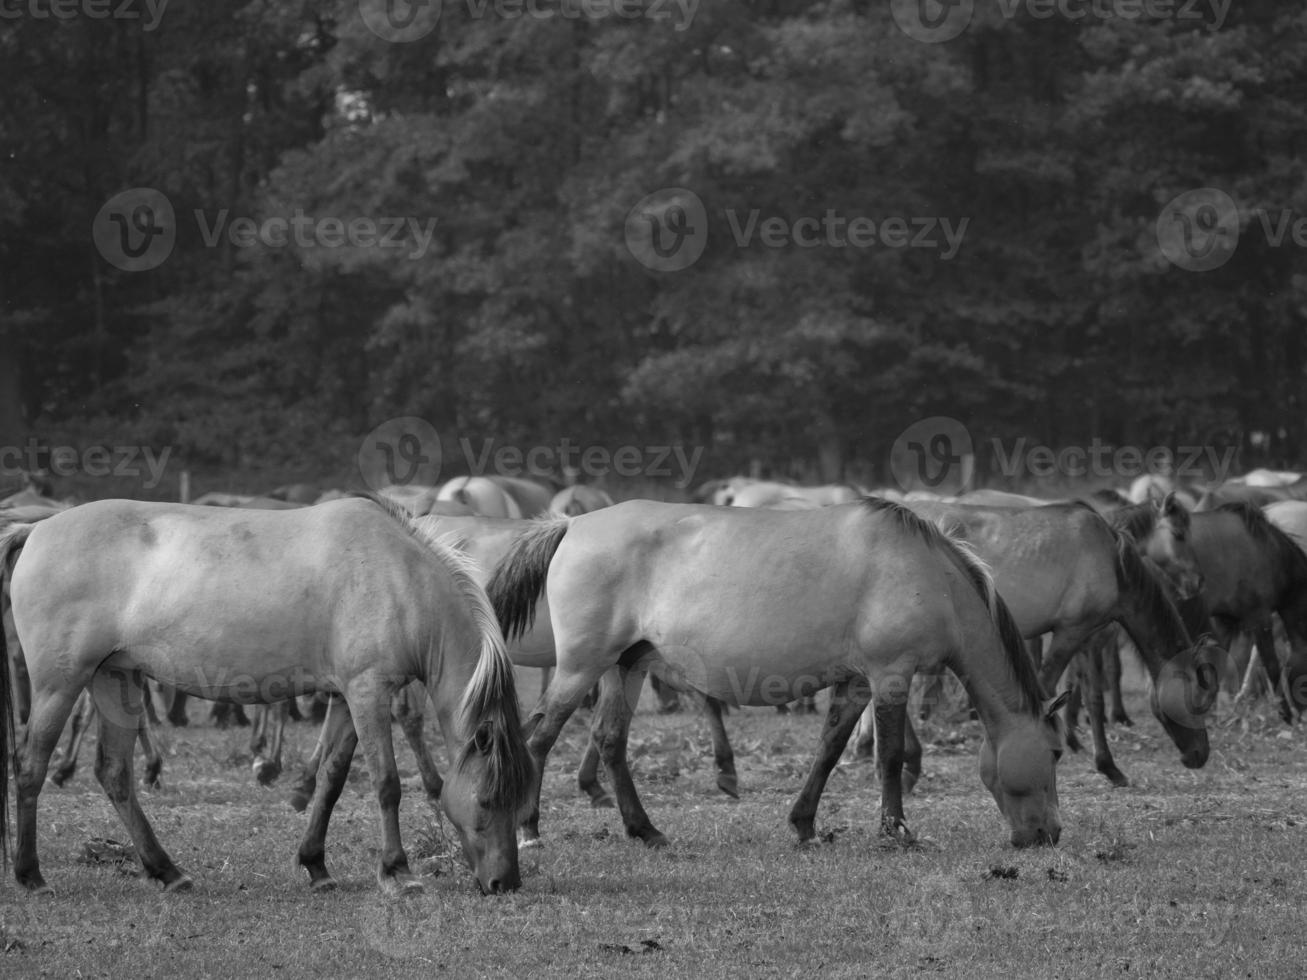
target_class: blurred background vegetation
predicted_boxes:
[1,0,1303,497]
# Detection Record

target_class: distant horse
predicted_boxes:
[436,476,523,518]
[1194,477,1307,511]
[956,489,1052,507]
[489,498,1067,850]
[0,496,533,895]
[726,480,861,509]
[1232,469,1303,488]
[549,485,615,516]
[1186,502,1307,722]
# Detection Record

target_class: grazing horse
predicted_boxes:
[291,514,743,807]
[903,500,1217,772]
[489,498,1067,850]
[854,492,1213,786]
[1063,496,1209,785]
[1186,502,1307,722]
[0,496,533,895]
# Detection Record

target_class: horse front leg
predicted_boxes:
[520,664,611,845]
[1086,641,1128,787]
[591,666,666,847]
[392,682,443,807]
[788,675,872,842]
[295,702,359,891]
[347,679,420,897]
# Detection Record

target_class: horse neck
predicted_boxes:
[419,615,483,739]
[944,591,1039,738]
[1112,552,1190,681]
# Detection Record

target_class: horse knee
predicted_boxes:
[94,746,132,803]
[374,771,402,811]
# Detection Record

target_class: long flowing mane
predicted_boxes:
[861,496,1046,715]
[352,493,532,809]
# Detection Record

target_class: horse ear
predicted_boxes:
[1044,690,1071,719]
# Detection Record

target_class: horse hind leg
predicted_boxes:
[787,675,873,843]
[88,669,191,892]
[14,686,82,893]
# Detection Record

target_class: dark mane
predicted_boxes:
[1108,501,1156,542]
[1217,501,1307,594]
[861,496,1046,714]
[1105,520,1196,666]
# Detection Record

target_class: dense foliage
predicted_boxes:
[2,0,1304,487]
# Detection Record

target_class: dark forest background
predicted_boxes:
[1,0,1304,495]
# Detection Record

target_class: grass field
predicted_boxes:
[1,677,1305,980]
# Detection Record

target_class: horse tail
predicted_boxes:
[486,517,570,643]
[0,520,34,869]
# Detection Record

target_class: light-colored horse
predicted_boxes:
[0,496,533,895]
[489,498,1067,850]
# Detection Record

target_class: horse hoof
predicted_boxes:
[164,874,194,893]
[380,874,424,898]
[518,833,543,849]
[21,879,54,897]
[716,775,739,799]
[641,831,670,849]
[253,760,280,786]
[310,876,338,893]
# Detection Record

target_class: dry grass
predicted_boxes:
[2,685,1305,979]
